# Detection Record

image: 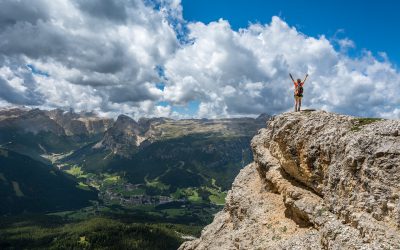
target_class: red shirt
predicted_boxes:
[294,81,304,87]
[293,81,304,90]
[293,81,304,96]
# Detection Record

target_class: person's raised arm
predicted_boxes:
[302,74,309,84]
[289,73,295,84]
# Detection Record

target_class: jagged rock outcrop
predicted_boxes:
[0,108,65,135]
[0,107,113,136]
[46,108,113,136]
[180,110,400,249]
[95,114,146,157]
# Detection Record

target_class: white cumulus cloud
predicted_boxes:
[0,1,399,119]
[0,0,179,118]
[164,17,400,118]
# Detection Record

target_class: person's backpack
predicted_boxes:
[295,84,303,96]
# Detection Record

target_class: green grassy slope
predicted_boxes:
[0,127,103,164]
[67,133,253,191]
[0,148,98,215]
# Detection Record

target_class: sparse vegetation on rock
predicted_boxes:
[180,110,400,249]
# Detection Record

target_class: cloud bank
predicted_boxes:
[0,0,399,119]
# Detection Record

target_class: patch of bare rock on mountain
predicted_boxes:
[46,108,113,135]
[180,110,400,249]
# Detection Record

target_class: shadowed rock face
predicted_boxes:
[0,108,65,135]
[96,114,145,157]
[180,110,400,249]
[95,114,270,159]
[0,107,113,136]
[46,108,114,136]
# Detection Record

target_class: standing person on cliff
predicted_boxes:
[289,73,308,112]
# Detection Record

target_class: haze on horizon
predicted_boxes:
[0,0,399,119]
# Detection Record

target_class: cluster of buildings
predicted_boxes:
[99,183,178,206]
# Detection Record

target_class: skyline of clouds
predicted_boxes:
[0,0,399,119]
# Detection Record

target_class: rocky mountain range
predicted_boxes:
[94,114,146,158]
[0,108,65,136]
[180,110,400,249]
[2,107,398,249]
[0,106,270,215]
[0,107,114,162]
[0,107,113,136]
[0,107,269,160]
[46,108,114,136]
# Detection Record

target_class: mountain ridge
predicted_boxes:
[0,106,270,217]
[0,107,270,163]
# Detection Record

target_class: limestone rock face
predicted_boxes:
[46,108,113,136]
[0,108,65,135]
[180,111,400,249]
[0,107,113,136]
[96,114,145,157]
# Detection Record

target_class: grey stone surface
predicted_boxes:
[180,110,400,249]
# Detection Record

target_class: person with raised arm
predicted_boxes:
[289,73,308,112]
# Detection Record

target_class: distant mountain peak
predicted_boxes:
[46,108,113,136]
[97,114,144,157]
[116,114,135,121]
[256,113,270,121]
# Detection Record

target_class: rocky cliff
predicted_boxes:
[180,110,400,249]
[0,107,113,136]
[93,114,269,159]
[0,108,65,135]
[94,114,146,157]
[46,108,113,136]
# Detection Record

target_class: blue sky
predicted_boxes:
[182,0,400,67]
[1,0,399,119]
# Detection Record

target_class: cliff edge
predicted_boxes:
[180,110,400,249]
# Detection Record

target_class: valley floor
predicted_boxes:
[0,163,225,249]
